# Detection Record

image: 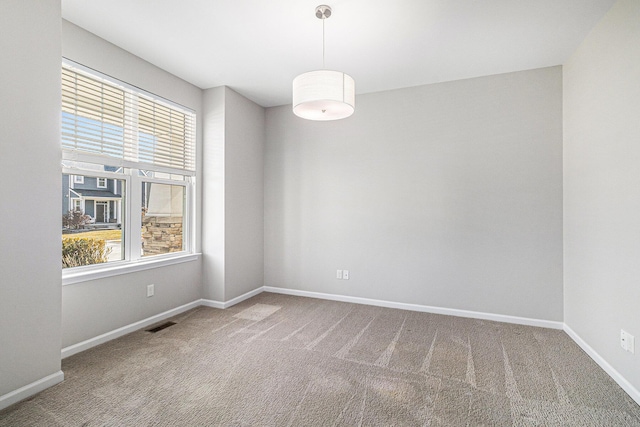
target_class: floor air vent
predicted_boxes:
[146,321,176,333]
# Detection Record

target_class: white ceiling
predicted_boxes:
[61,0,615,108]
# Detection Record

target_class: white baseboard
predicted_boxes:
[223,287,264,308]
[564,324,640,406]
[63,288,264,359]
[0,371,64,411]
[199,299,225,309]
[263,286,564,330]
[201,287,263,309]
[62,286,562,362]
[55,285,638,410]
[61,300,202,359]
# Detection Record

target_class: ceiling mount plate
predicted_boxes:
[315,5,332,20]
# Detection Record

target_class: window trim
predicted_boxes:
[62,253,201,286]
[96,177,107,188]
[71,198,83,212]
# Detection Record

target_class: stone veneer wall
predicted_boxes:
[141,216,183,256]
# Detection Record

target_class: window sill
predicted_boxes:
[62,253,201,286]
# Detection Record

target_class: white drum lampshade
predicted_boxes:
[292,70,355,121]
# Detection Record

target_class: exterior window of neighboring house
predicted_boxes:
[61,60,196,279]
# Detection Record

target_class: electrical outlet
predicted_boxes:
[343,270,349,280]
[147,284,155,297]
[621,330,635,354]
[336,270,343,279]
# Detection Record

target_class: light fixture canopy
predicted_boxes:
[293,5,355,121]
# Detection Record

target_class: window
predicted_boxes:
[61,63,195,171]
[71,199,84,215]
[142,182,185,256]
[61,60,196,277]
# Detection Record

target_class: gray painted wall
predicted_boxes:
[0,0,62,396]
[202,87,226,301]
[61,264,201,347]
[202,87,265,302]
[564,0,640,392]
[224,88,265,300]
[265,67,564,321]
[61,20,203,348]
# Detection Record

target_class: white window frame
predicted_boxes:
[61,60,198,285]
[140,176,190,256]
[71,198,83,212]
[73,175,84,184]
[62,166,198,285]
[96,177,107,188]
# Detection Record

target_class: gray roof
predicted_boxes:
[72,189,121,199]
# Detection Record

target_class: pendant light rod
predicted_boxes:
[316,5,331,69]
[323,17,325,69]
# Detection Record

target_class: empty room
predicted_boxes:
[1,0,639,425]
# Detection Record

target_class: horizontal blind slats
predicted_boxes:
[61,64,196,172]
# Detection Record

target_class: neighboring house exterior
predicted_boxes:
[62,168,122,224]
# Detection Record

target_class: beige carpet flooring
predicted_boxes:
[1,292,639,426]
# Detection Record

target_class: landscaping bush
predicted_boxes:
[63,208,92,230]
[62,237,112,268]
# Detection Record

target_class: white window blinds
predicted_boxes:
[61,63,196,174]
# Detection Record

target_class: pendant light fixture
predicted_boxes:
[292,5,355,121]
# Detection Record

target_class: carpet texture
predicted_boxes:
[1,292,639,426]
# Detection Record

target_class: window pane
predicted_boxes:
[62,64,195,172]
[63,161,123,174]
[62,172,125,268]
[141,182,185,257]
[62,67,127,159]
[138,170,185,181]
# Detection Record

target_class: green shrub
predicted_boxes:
[62,237,112,268]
